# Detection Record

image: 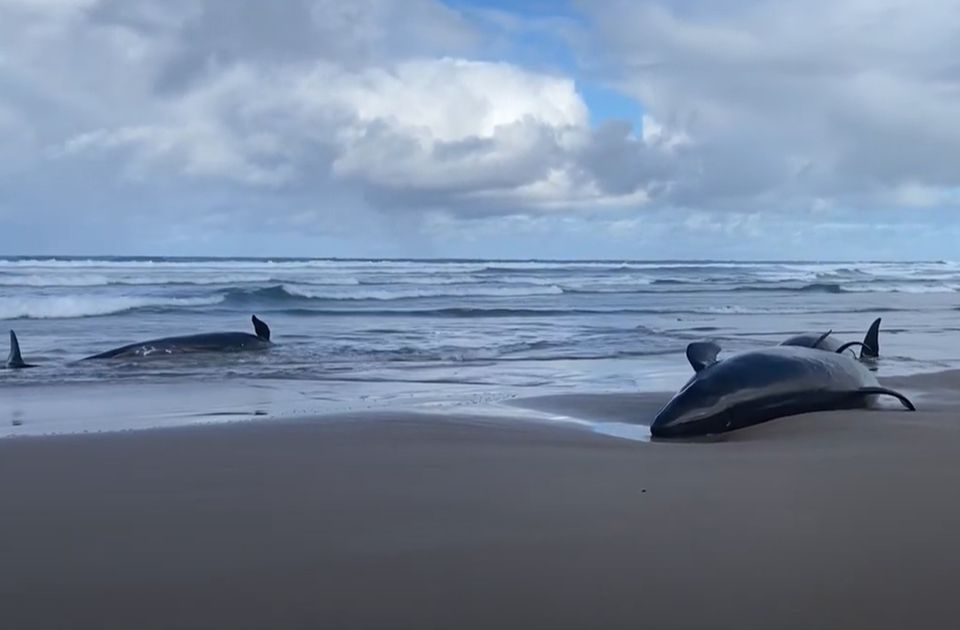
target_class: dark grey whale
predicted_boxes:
[780,317,881,359]
[6,331,34,369]
[83,315,272,360]
[650,342,914,438]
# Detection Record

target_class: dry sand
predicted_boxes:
[2,372,959,629]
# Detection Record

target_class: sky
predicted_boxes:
[1,0,959,260]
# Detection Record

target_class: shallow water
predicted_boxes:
[2,257,959,434]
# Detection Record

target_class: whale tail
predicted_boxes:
[860,317,881,359]
[252,315,271,341]
[7,330,31,369]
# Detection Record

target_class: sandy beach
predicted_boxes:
[2,371,959,629]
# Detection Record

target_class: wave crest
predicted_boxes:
[226,283,565,302]
[0,295,224,320]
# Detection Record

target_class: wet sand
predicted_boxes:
[2,373,959,629]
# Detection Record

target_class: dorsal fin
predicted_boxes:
[861,317,881,358]
[252,315,270,341]
[686,341,721,373]
[812,330,833,349]
[7,330,27,368]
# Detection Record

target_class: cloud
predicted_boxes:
[64,52,675,213]
[3,0,960,258]
[1,0,674,241]
[578,0,960,214]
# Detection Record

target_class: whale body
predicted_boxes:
[650,342,913,438]
[82,315,272,360]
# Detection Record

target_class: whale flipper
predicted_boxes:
[861,317,881,359]
[857,386,915,411]
[7,330,32,369]
[686,341,721,373]
[252,315,270,341]
[835,341,868,355]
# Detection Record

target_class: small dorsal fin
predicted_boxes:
[812,330,833,349]
[861,317,881,358]
[686,341,721,373]
[252,315,270,341]
[7,330,27,368]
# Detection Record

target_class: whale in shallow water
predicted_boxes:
[5,331,34,369]
[650,341,914,438]
[82,315,272,360]
[780,317,881,359]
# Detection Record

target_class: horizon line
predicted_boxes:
[0,255,952,264]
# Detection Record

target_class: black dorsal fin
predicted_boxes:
[686,341,721,373]
[7,330,28,368]
[812,330,833,349]
[861,317,881,359]
[252,315,271,341]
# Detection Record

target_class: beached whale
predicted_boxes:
[5,331,34,369]
[650,341,914,438]
[780,317,881,359]
[83,315,272,360]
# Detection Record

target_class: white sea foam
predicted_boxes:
[704,305,761,314]
[845,284,958,294]
[0,295,225,320]
[0,272,362,287]
[281,283,565,300]
[0,274,114,287]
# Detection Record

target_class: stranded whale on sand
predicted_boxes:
[650,341,914,438]
[83,315,272,360]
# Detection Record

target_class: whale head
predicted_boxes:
[651,363,733,438]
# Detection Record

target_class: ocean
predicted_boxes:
[3,257,959,435]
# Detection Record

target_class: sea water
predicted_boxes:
[2,257,958,434]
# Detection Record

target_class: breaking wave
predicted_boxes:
[0,295,224,320]
[225,283,565,302]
